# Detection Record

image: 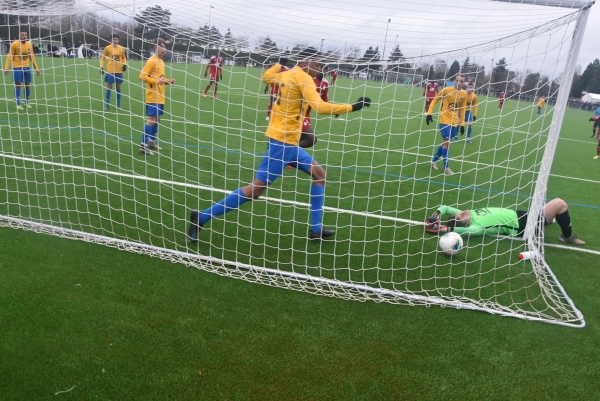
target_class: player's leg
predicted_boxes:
[148,109,163,150]
[203,78,213,97]
[431,124,452,174]
[115,76,122,108]
[592,120,599,138]
[189,140,289,241]
[295,149,334,239]
[213,82,219,99]
[13,69,24,108]
[23,69,32,107]
[105,73,114,109]
[594,137,600,159]
[543,198,585,244]
[465,111,472,142]
[299,125,317,149]
[140,106,159,154]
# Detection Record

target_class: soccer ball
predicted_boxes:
[438,232,463,255]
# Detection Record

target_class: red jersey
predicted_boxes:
[269,66,289,96]
[331,69,338,79]
[424,82,439,99]
[205,55,223,78]
[500,92,507,101]
[305,77,329,117]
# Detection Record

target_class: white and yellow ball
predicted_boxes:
[438,232,463,255]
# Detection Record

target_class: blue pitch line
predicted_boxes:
[2,117,599,211]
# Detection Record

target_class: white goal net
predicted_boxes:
[0,0,593,326]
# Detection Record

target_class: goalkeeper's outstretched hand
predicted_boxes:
[590,117,595,122]
[426,114,433,125]
[122,65,127,72]
[351,97,371,112]
[425,211,445,233]
[460,126,465,135]
[279,57,288,67]
[100,68,104,75]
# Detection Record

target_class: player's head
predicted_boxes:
[112,34,119,45]
[466,83,474,94]
[453,74,465,87]
[20,31,28,42]
[316,72,324,81]
[155,38,167,57]
[447,210,472,228]
[296,47,323,78]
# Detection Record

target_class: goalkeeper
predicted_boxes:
[424,198,585,244]
[189,48,371,241]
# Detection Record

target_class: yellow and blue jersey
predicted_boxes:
[465,93,478,117]
[262,64,352,145]
[4,40,39,70]
[537,97,546,107]
[427,86,467,126]
[139,55,169,105]
[100,45,127,74]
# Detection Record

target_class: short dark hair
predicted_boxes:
[156,38,166,48]
[467,82,474,87]
[112,34,119,39]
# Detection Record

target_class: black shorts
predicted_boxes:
[594,120,600,129]
[516,210,548,237]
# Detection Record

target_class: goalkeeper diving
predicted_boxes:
[424,198,584,244]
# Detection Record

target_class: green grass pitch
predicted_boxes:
[1,57,599,399]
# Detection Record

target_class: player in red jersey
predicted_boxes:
[264,61,289,120]
[498,91,507,110]
[331,69,338,85]
[203,54,223,99]
[423,80,439,113]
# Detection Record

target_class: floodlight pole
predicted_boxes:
[382,18,391,62]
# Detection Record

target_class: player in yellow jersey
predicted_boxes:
[3,31,40,110]
[425,74,467,175]
[537,96,546,115]
[189,48,371,241]
[100,34,127,110]
[138,38,175,155]
[464,83,478,144]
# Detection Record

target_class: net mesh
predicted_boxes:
[0,0,590,325]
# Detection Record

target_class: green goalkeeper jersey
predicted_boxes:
[437,206,520,237]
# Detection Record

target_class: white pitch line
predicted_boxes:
[1,151,597,256]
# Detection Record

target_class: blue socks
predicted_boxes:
[142,124,152,145]
[441,148,449,169]
[105,89,111,105]
[310,184,325,233]
[151,124,158,141]
[432,146,443,162]
[467,126,472,139]
[25,89,30,103]
[116,89,121,107]
[15,88,21,105]
[199,188,249,225]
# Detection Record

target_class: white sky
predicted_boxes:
[95,0,598,70]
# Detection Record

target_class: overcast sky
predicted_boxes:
[97,0,598,70]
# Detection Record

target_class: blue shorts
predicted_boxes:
[146,103,164,116]
[439,124,458,140]
[13,68,32,83]
[255,138,315,185]
[105,73,124,84]
[465,111,472,123]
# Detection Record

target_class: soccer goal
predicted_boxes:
[0,0,593,326]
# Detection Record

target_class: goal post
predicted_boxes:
[0,0,594,326]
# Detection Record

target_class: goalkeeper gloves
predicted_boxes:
[122,65,127,72]
[460,126,465,135]
[473,116,477,121]
[100,68,104,75]
[425,211,445,233]
[351,97,371,112]
[426,114,433,125]
[204,72,207,78]
[590,118,595,122]
[279,57,288,67]
[220,74,223,80]
[264,86,269,94]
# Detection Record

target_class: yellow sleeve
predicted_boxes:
[4,42,14,70]
[459,92,467,126]
[139,58,159,85]
[261,63,282,85]
[473,95,479,117]
[30,52,39,70]
[427,88,444,114]
[300,74,352,116]
[100,47,108,68]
